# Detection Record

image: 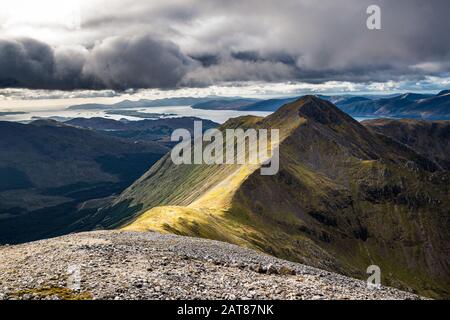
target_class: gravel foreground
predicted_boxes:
[0,231,422,300]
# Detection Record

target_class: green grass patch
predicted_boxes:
[13,287,92,300]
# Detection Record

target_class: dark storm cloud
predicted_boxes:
[83,35,198,90]
[0,36,196,90]
[0,38,91,89]
[0,38,55,88]
[1,0,449,90]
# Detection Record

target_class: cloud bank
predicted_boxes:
[0,35,197,90]
[0,0,449,91]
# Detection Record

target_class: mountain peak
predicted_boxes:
[272,95,355,125]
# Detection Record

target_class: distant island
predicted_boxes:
[105,110,176,119]
[0,111,28,116]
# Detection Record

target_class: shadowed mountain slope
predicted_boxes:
[363,119,450,170]
[0,120,169,244]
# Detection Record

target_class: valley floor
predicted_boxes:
[0,231,422,300]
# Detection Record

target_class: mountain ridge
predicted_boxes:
[93,96,450,298]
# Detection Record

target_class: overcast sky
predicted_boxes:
[0,0,449,99]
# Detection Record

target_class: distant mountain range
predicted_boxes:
[191,98,260,110]
[92,96,450,298]
[189,91,450,120]
[191,97,298,112]
[65,90,450,120]
[335,91,450,119]
[67,96,232,110]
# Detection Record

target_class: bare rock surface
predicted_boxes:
[0,231,422,300]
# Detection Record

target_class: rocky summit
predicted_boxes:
[0,231,422,300]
